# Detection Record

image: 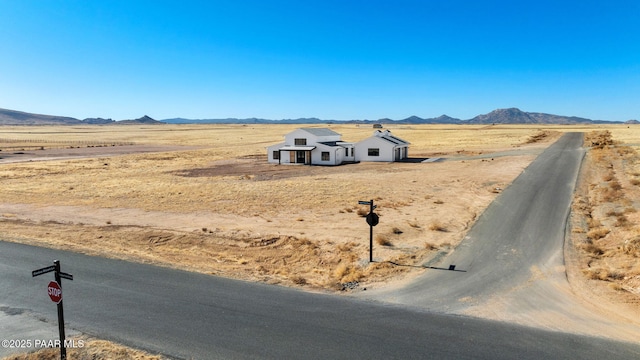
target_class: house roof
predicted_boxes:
[278,145,316,151]
[318,141,341,147]
[300,128,341,137]
[379,134,410,145]
[373,130,410,145]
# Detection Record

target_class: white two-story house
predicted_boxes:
[267,128,409,165]
[267,128,355,165]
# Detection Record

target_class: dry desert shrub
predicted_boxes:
[614,215,629,227]
[606,209,621,217]
[623,236,640,257]
[610,283,625,291]
[602,172,614,182]
[333,263,363,283]
[609,180,622,191]
[587,217,601,228]
[337,241,358,252]
[4,337,165,360]
[585,267,609,281]
[429,221,447,232]
[586,267,626,282]
[582,242,605,256]
[424,242,438,250]
[587,130,614,149]
[599,186,622,202]
[587,227,610,241]
[525,130,551,144]
[292,276,307,285]
[375,233,393,246]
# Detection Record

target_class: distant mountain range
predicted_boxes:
[0,108,163,125]
[163,108,636,125]
[0,107,637,125]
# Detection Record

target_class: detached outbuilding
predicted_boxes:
[267,128,409,165]
[355,129,410,162]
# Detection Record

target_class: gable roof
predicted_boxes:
[379,134,410,145]
[373,130,410,145]
[300,128,341,137]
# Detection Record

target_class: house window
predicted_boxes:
[294,138,307,145]
[273,151,280,160]
[321,152,330,161]
[345,148,350,157]
[368,148,380,156]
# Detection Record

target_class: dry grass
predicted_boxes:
[375,233,393,246]
[0,124,573,292]
[587,227,610,241]
[3,337,165,360]
[333,263,363,283]
[429,221,448,232]
[424,242,439,250]
[4,124,640,358]
[623,236,640,257]
[582,242,605,256]
[407,220,420,228]
[572,128,640,297]
[356,208,369,217]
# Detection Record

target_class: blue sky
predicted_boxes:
[1,0,638,121]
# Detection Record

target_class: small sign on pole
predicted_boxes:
[32,265,56,277]
[358,199,378,262]
[33,260,73,360]
[48,281,62,304]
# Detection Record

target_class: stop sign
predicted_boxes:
[47,280,62,304]
[366,212,379,227]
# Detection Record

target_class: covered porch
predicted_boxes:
[276,146,316,165]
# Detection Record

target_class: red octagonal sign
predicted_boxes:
[47,280,62,304]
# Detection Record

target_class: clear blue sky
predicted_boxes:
[1,0,638,121]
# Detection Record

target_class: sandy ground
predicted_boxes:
[0,144,200,164]
[2,127,639,345]
[0,141,542,289]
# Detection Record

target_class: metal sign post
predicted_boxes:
[359,199,378,262]
[32,260,73,360]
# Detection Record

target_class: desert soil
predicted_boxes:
[0,140,544,290]
[1,336,165,360]
[1,124,639,348]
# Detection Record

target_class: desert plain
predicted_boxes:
[2,123,640,358]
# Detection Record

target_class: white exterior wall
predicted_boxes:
[268,128,407,165]
[355,136,395,162]
[311,143,343,165]
[267,142,285,164]
[284,129,340,145]
[339,143,355,162]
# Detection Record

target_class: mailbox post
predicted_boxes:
[359,199,379,262]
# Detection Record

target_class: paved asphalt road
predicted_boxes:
[2,132,640,359]
[365,132,588,312]
[1,241,640,359]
